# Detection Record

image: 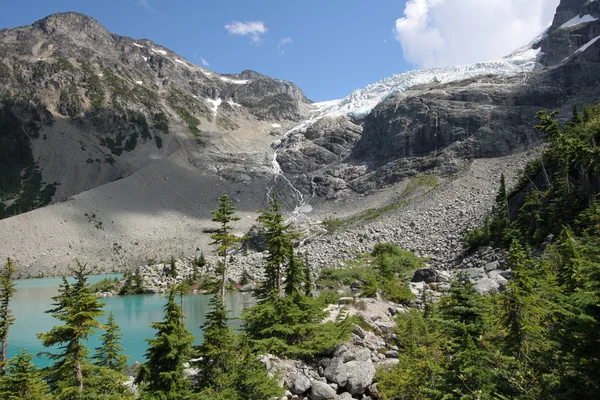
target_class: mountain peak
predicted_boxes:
[32,12,112,39]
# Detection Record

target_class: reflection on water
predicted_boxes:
[9,275,255,367]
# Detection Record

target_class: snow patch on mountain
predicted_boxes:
[560,14,598,29]
[219,77,249,84]
[576,35,600,53]
[205,98,222,114]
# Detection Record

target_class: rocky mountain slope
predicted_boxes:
[1,0,599,277]
[275,0,600,204]
[0,12,310,207]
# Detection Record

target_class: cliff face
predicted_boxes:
[346,0,598,186]
[351,78,564,164]
[270,0,600,204]
[538,0,600,66]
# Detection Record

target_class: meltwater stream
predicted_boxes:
[8,275,255,368]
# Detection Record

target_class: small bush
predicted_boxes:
[89,277,120,293]
[317,265,373,288]
[315,290,344,307]
[380,279,415,305]
[152,112,169,134]
[372,243,426,278]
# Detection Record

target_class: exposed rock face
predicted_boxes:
[0,12,311,205]
[277,117,362,174]
[351,76,568,166]
[274,0,600,204]
[539,0,600,66]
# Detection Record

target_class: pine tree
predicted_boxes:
[243,292,349,358]
[206,193,241,298]
[194,295,238,394]
[498,240,546,364]
[134,267,145,294]
[376,309,446,399]
[439,278,498,398]
[136,289,194,399]
[256,194,296,298]
[93,311,128,372]
[496,173,507,207]
[192,253,205,282]
[233,338,284,400]
[37,261,104,396]
[169,256,178,279]
[303,252,312,296]
[0,258,16,375]
[0,349,50,399]
[284,246,304,296]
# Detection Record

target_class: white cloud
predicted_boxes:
[201,58,210,67]
[394,0,560,68]
[278,37,293,54]
[224,21,267,44]
[136,0,157,13]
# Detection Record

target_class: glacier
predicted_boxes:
[311,42,543,121]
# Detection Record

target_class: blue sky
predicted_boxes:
[0,0,559,102]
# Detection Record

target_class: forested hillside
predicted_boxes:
[376,103,600,399]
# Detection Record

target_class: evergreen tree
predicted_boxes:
[136,289,194,400]
[232,338,284,400]
[206,193,241,298]
[194,295,238,394]
[192,253,205,282]
[93,311,128,372]
[119,270,144,296]
[439,278,498,398]
[37,262,104,397]
[256,194,296,298]
[0,258,16,375]
[169,257,178,279]
[376,309,446,399]
[0,349,50,399]
[548,222,600,397]
[284,246,304,296]
[243,292,350,358]
[498,241,546,363]
[496,173,507,208]
[134,267,145,294]
[303,252,312,296]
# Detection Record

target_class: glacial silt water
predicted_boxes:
[8,275,255,367]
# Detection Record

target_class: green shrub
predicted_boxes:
[372,243,427,278]
[317,265,373,288]
[315,289,344,307]
[89,277,120,293]
[152,112,169,134]
[154,135,163,148]
[380,279,415,304]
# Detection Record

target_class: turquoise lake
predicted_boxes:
[8,274,255,368]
